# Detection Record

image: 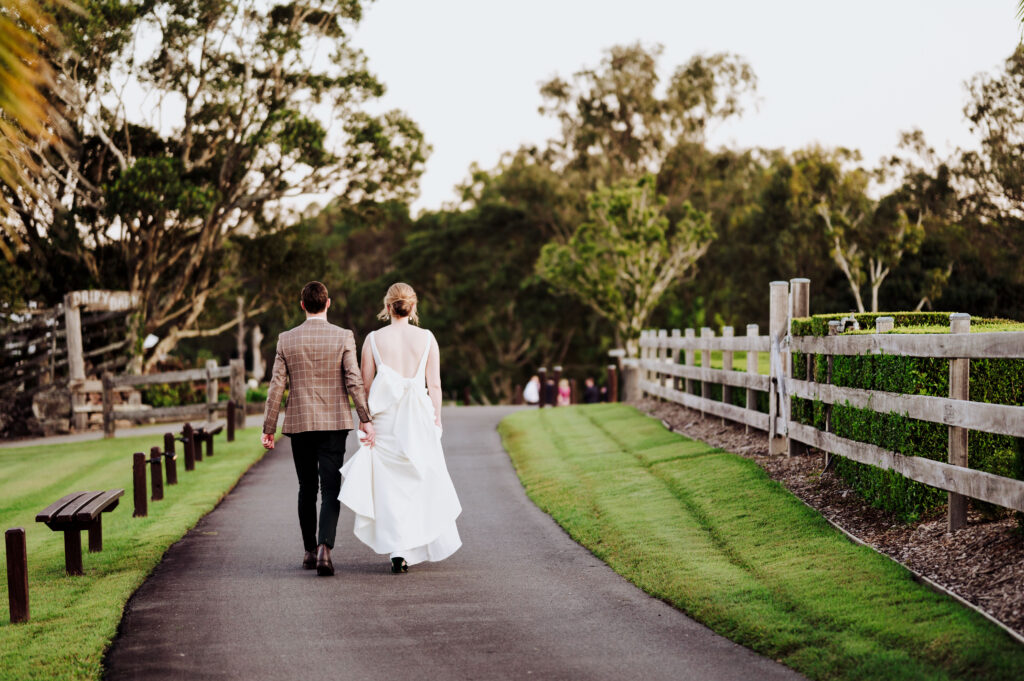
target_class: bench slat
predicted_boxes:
[35,492,90,523]
[74,489,125,522]
[54,491,105,523]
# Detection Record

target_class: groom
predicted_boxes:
[261,281,375,576]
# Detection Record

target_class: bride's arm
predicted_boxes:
[426,334,442,427]
[361,339,375,396]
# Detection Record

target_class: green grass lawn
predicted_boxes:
[0,431,266,680]
[499,404,1024,681]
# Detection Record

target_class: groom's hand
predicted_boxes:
[261,433,275,450]
[359,421,375,448]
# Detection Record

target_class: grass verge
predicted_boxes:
[499,404,1024,681]
[0,431,266,680]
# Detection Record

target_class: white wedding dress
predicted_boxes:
[338,330,462,565]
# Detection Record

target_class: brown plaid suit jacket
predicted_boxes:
[262,318,371,435]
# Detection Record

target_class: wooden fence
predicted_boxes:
[629,278,1024,531]
[97,359,246,438]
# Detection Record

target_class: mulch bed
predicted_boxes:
[637,398,1024,639]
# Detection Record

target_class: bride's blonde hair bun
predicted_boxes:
[378,282,419,325]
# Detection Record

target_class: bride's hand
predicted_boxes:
[359,421,376,448]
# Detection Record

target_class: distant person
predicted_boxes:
[523,375,541,405]
[599,385,608,402]
[557,378,571,406]
[583,377,600,404]
[545,379,557,406]
[261,281,375,577]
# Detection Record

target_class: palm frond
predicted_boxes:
[0,0,75,260]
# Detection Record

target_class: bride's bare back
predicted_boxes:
[361,321,442,425]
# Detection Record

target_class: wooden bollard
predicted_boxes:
[183,423,196,471]
[193,429,203,463]
[607,365,618,403]
[552,366,563,407]
[164,432,178,485]
[227,400,236,442]
[149,446,164,501]
[133,452,148,518]
[205,432,214,458]
[569,378,578,404]
[6,528,29,623]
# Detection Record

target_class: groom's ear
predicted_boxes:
[325,298,331,312]
[300,300,307,313]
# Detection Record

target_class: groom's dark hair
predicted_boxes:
[301,281,329,314]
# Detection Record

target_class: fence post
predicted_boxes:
[552,366,563,407]
[164,432,178,485]
[133,452,147,518]
[670,330,681,391]
[700,327,713,418]
[149,446,164,501]
[768,281,790,455]
[745,324,759,435]
[537,367,547,408]
[205,432,215,458]
[684,329,695,396]
[193,428,203,462]
[230,358,246,435]
[183,423,196,471]
[656,330,668,394]
[721,326,734,425]
[823,320,842,470]
[6,528,29,623]
[875,316,894,333]
[606,364,618,403]
[639,331,650,397]
[569,378,578,404]
[102,373,115,439]
[789,278,810,456]
[227,401,236,442]
[206,360,218,422]
[948,313,971,531]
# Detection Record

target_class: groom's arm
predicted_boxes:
[341,330,372,424]
[262,339,288,437]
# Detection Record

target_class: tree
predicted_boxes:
[5,0,427,371]
[537,175,714,355]
[538,43,757,191]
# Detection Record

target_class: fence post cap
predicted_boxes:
[685,328,695,337]
[789,277,811,284]
[949,313,971,320]
[770,280,789,288]
[746,323,759,333]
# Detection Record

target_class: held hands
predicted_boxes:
[359,421,376,448]
[261,433,275,450]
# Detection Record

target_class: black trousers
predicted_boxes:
[289,430,348,551]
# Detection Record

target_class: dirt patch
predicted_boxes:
[638,398,1024,639]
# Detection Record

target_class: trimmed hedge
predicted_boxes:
[791,312,1024,522]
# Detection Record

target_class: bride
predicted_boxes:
[338,283,462,573]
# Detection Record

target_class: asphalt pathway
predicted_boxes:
[104,406,803,681]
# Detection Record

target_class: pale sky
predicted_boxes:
[350,0,1022,213]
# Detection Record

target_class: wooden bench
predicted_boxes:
[35,489,124,575]
[192,420,224,458]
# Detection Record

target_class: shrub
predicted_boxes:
[790,312,1024,523]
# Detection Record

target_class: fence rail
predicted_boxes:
[98,359,246,438]
[627,278,1024,531]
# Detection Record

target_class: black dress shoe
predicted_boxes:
[316,544,334,576]
[302,551,316,570]
[391,557,408,574]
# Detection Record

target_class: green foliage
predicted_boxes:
[537,175,714,354]
[500,405,1024,681]
[141,382,205,408]
[790,316,1024,521]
